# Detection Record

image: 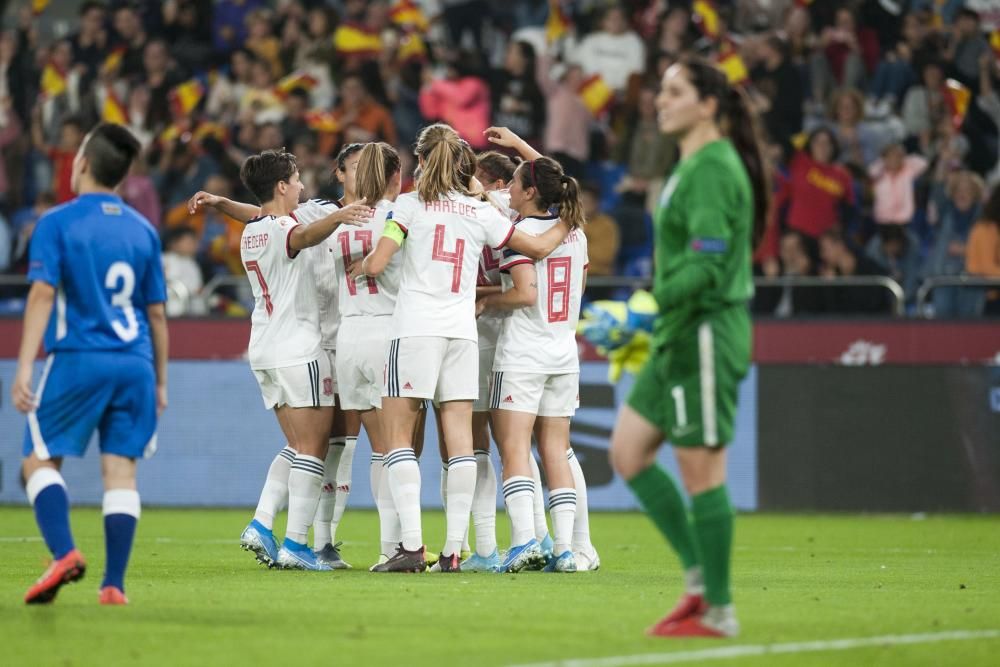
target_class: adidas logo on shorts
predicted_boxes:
[503,395,514,404]
[403,382,413,390]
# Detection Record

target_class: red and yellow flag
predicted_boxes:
[943,79,971,130]
[398,32,428,63]
[304,110,341,134]
[274,71,318,98]
[333,23,382,56]
[578,74,614,117]
[389,0,429,32]
[40,63,67,98]
[168,79,205,117]
[990,30,1000,59]
[102,46,126,74]
[692,0,721,41]
[32,0,50,16]
[717,39,748,85]
[102,89,128,125]
[546,0,571,44]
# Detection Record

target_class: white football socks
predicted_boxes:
[566,448,595,553]
[471,449,498,557]
[286,454,324,545]
[528,454,549,541]
[330,436,356,543]
[443,456,476,557]
[548,487,577,556]
[253,446,294,530]
[502,475,535,547]
[313,437,345,548]
[385,448,422,551]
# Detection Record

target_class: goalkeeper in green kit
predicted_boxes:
[609,56,770,639]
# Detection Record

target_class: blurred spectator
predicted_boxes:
[329,73,397,150]
[865,224,922,303]
[769,230,825,317]
[811,8,874,103]
[570,5,646,93]
[213,0,266,55]
[618,86,676,215]
[944,8,989,85]
[162,1,214,77]
[71,1,109,80]
[819,227,891,314]
[773,128,856,241]
[245,9,282,79]
[540,61,591,180]
[581,182,620,294]
[31,113,84,204]
[926,169,984,316]
[9,192,55,275]
[152,137,218,211]
[868,144,928,226]
[0,209,10,273]
[0,95,21,208]
[162,225,206,317]
[901,60,947,155]
[121,158,161,228]
[750,35,804,155]
[111,2,149,83]
[823,88,887,169]
[419,52,490,149]
[965,185,1000,315]
[142,39,184,131]
[492,41,545,148]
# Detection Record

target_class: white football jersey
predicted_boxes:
[292,198,341,349]
[493,215,589,374]
[477,189,518,346]
[390,191,515,341]
[241,214,322,370]
[335,199,400,318]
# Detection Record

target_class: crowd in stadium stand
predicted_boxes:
[0,0,999,317]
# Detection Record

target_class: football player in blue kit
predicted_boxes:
[11,123,168,606]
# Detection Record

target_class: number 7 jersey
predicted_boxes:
[493,215,589,374]
[240,214,322,370]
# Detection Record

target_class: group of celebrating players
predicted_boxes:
[189,123,601,574]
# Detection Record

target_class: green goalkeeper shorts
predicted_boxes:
[627,306,750,448]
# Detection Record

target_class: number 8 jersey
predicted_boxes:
[388,191,514,341]
[493,215,589,374]
[240,214,322,370]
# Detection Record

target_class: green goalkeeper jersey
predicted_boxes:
[651,138,754,348]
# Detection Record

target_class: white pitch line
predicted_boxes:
[507,630,1000,667]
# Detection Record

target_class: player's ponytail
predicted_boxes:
[415,123,476,201]
[680,55,771,246]
[356,142,400,204]
[516,156,585,229]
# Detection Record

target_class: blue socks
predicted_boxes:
[101,489,141,592]
[26,468,75,560]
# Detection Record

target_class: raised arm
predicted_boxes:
[506,220,572,261]
[187,191,261,222]
[483,126,542,161]
[288,201,372,252]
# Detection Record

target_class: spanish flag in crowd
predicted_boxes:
[546,0,571,44]
[40,62,67,98]
[304,110,341,134]
[168,79,205,117]
[32,0,49,15]
[389,0,429,33]
[692,0,721,41]
[943,78,971,130]
[333,22,382,57]
[717,39,748,85]
[398,32,428,63]
[102,46,126,74]
[991,29,1000,59]
[578,74,614,117]
[274,71,318,98]
[102,89,128,125]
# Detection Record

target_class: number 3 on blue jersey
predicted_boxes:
[106,262,139,342]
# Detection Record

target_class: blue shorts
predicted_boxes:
[23,351,158,460]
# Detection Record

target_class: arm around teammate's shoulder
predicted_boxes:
[288,200,371,252]
[506,218,572,260]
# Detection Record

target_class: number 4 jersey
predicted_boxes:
[493,215,589,374]
[241,214,322,370]
[27,193,166,359]
[388,191,514,341]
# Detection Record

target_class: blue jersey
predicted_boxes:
[28,193,166,360]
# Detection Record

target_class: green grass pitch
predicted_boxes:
[1,508,999,666]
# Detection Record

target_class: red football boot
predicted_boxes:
[24,549,87,604]
[645,593,707,636]
[99,586,129,605]
[649,612,737,639]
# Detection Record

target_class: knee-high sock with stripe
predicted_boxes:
[377,458,401,555]
[627,463,701,579]
[440,461,471,553]
[330,436,356,543]
[253,446,294,530]
[566,448,594,553]
[502,476,535,546]
[528,453,549,541]
[385,448,422,551]
[548,487,577,556]
[26,467,75,559]
[285,454,325,545]
[443,456,476,557]
[314,437,345,548]
[471,449,498,557]
[102,489,140,592]
[691,485,734,606]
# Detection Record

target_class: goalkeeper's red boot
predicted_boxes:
[24,549,87,604]
[645,593,706,635]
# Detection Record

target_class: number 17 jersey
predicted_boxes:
[493,215,588,374]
